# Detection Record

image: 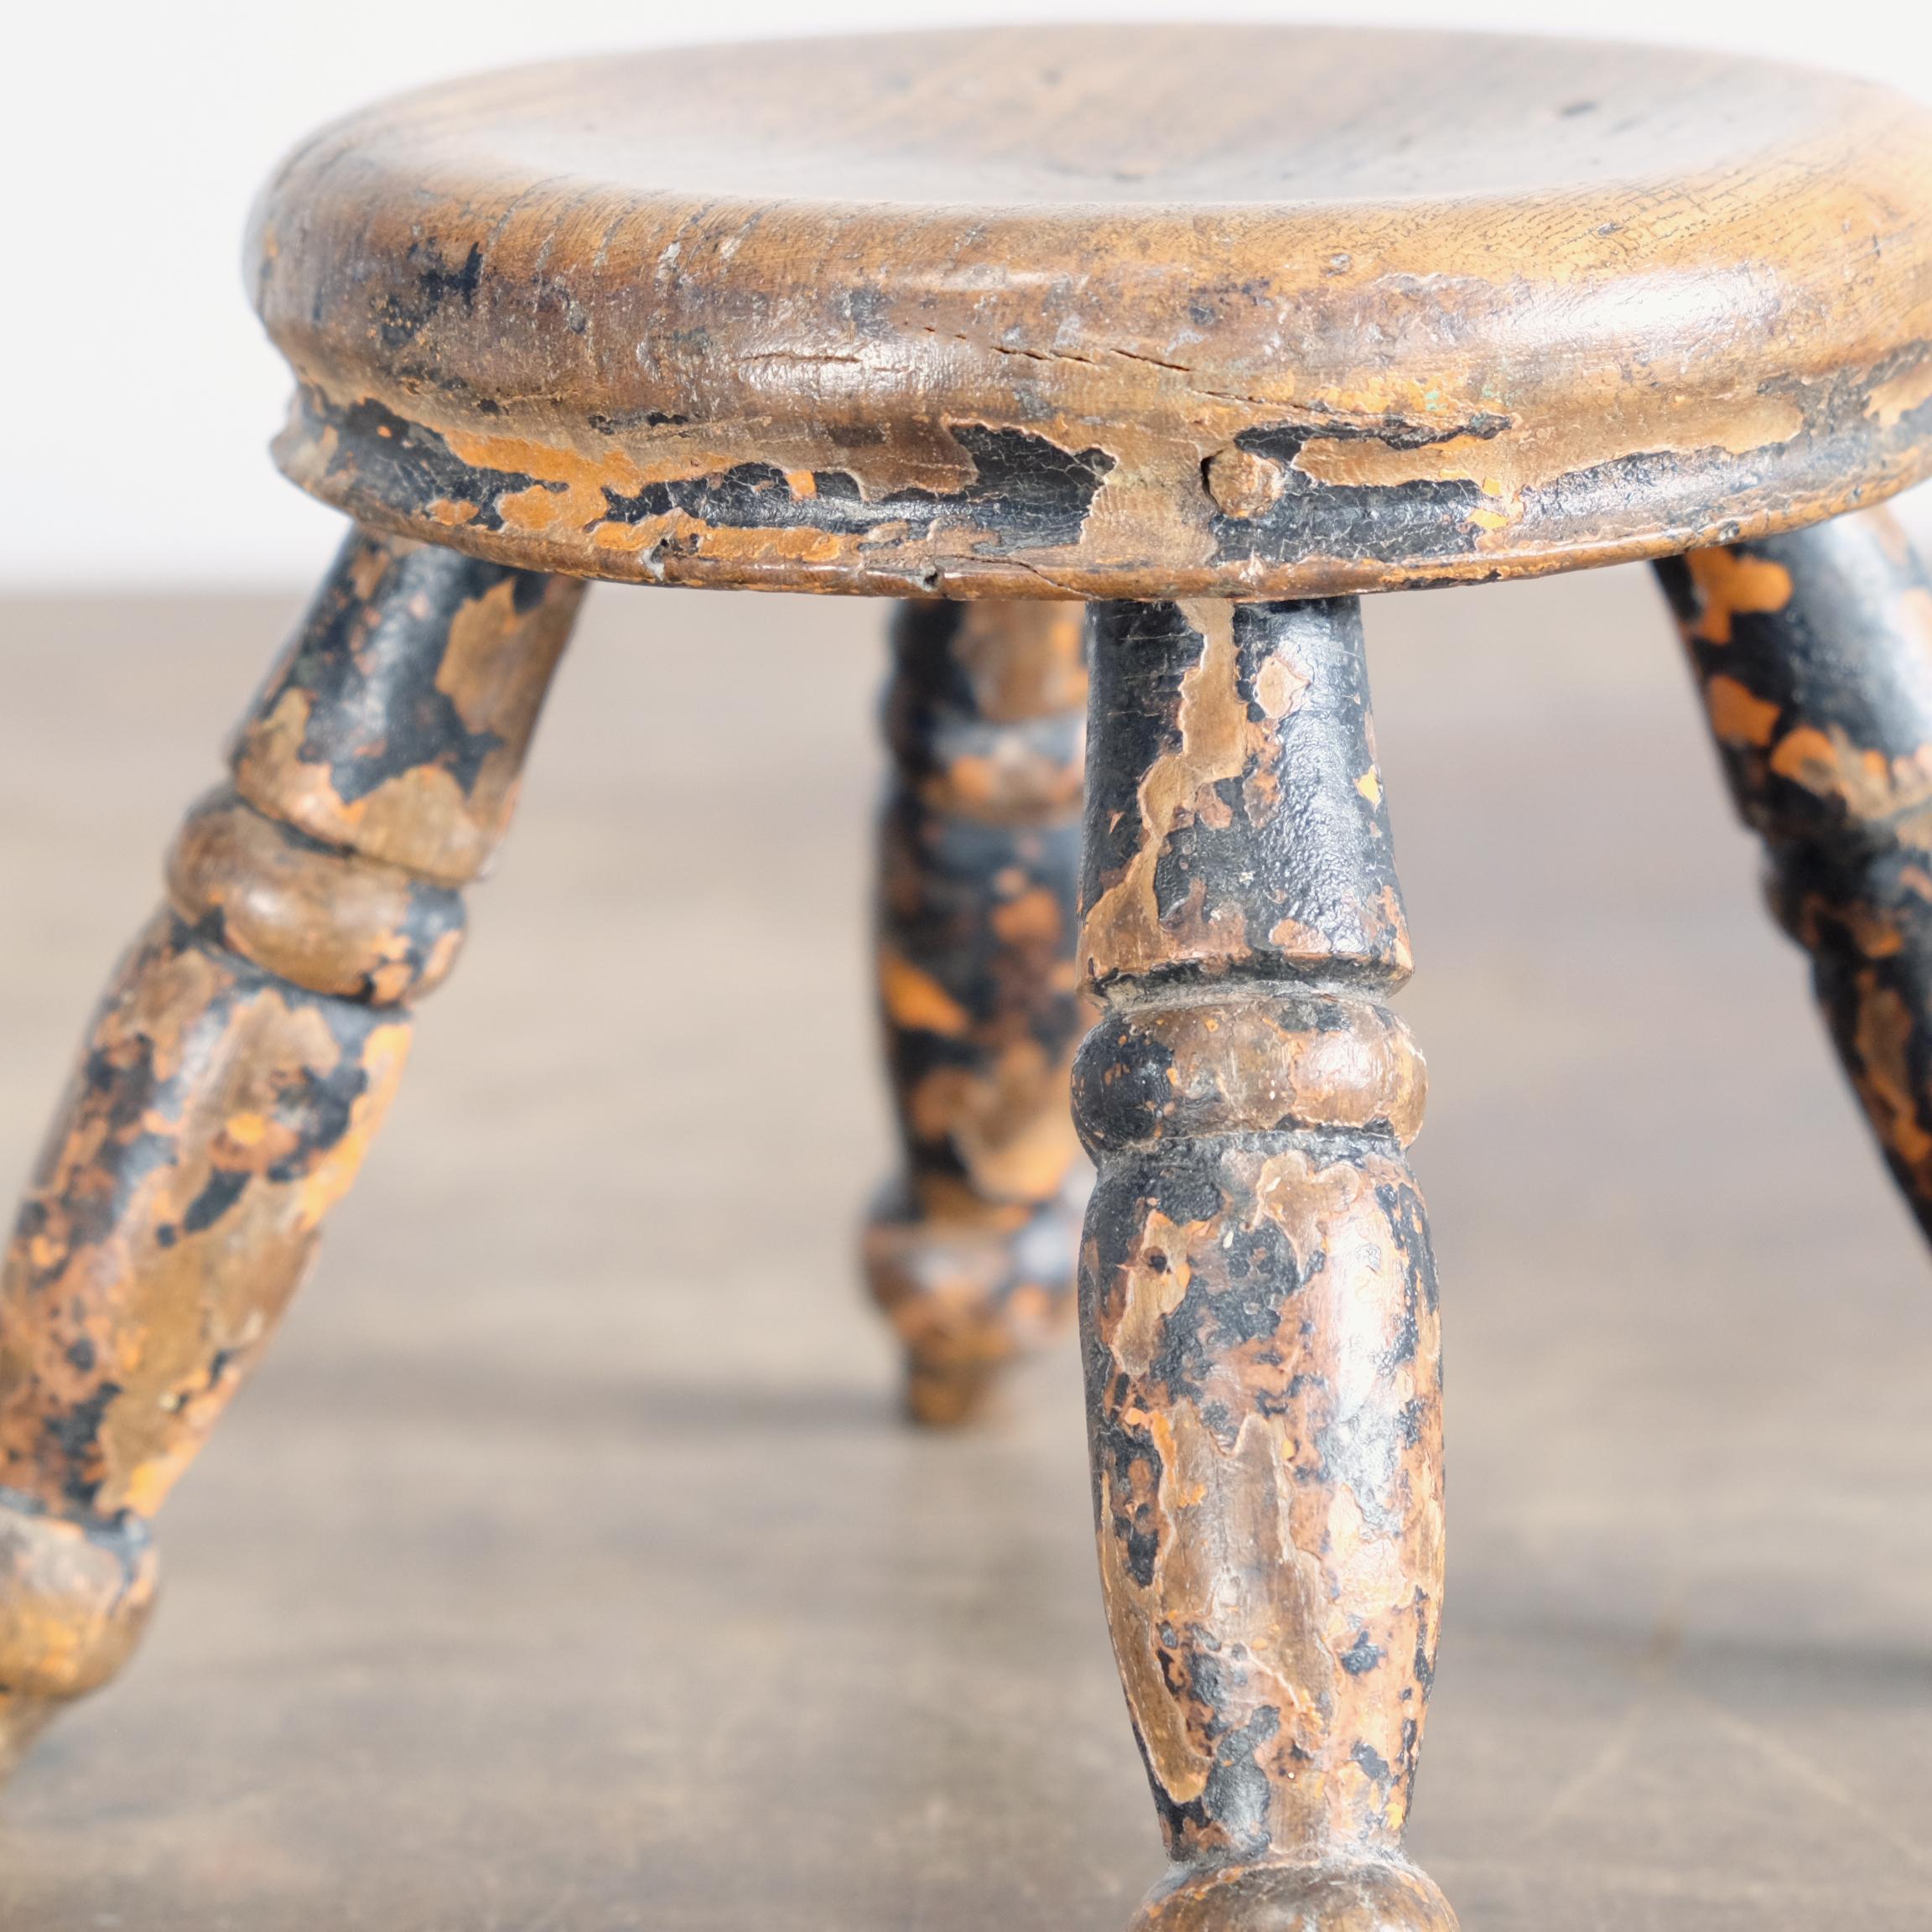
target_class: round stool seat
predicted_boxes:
[250,25,1932,600]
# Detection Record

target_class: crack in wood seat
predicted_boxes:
[250,25,1932,600]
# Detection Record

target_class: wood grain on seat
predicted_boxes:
[251,26,1932,598]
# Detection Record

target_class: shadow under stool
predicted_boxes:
[7,25,1932,1930]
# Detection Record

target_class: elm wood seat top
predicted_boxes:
[250,25,1932,600]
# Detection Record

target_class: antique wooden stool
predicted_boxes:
[8,25,1932,1929]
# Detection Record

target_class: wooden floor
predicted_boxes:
[1,565,1929,1929]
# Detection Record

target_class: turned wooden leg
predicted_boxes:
[865,599,1089,1424]
[0,528,581,1774]
[1074,600,1455,1931]
[1656,507,1932,1232]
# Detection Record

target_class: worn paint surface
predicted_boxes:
[0,527,579,1768]
[168,788,466,1004]
[248,29,1932,598]
[28,21,1932,1898]
[866,600,1090,1423]
[1659,507,1932,1235]
[231,532,581,884]
[1076,599,1454,1928]
[0,910,415,1525]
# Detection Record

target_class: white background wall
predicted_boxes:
[6,0,1932,588]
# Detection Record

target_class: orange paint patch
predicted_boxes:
[879,951,971,1035]
[295,1023,413,1228]
[1867,354,1932,431]
[1684,549,1794,643]
[1701,673,1782,747]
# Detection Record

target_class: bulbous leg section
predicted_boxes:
[1131,1860,1458,1932]
[867,599,1089,1423]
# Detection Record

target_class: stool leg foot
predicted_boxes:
[1130,1861,1457,1932]
[1075,599,1455,1929]
[865,600,1089,1425]
[0,527,581,1777]
[1658,508,1932,1231]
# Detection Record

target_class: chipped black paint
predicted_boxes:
[882,602,1087,808]
[377,239,486,351]
[1659,509,1932,1239]
[1208,417,1506,569]
[300,392,563,535]
[7,914,390,1514]
[1203,360,1932,589]
[257,529,512,802]
[289,387,1115,555]
[866,600,1089,1421]
[876,801,1082,1164]
[272,356,1932,605]
[602,426,1115,552]
[1075,595,1446,1890]
[231,523,580,886]
[1081,599,1410,990]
